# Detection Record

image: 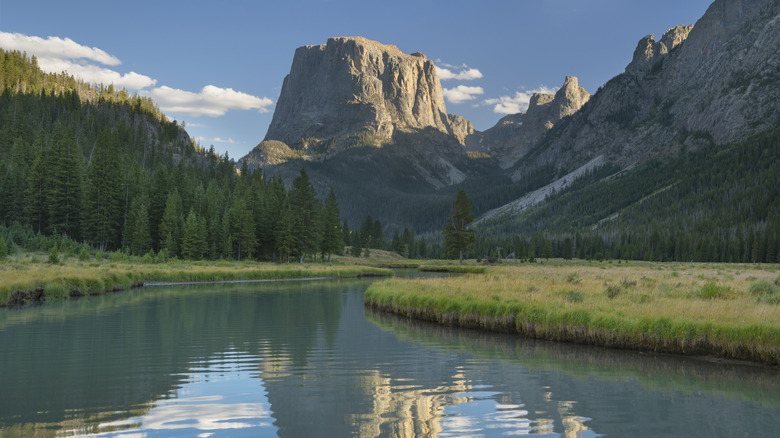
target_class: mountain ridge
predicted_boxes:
[239,0,779,245]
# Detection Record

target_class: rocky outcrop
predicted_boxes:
[511,0,780,179]
[263,36,460,154]
[470,76,591,169]
[627,25,694,74]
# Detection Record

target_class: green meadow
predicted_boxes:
[365,260,780,365]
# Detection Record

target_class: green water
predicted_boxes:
[0,278,778,437]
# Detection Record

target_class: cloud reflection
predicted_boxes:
[92,396,272,436]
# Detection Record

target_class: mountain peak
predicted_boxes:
[263,36,454,154]
[627,24,694,73]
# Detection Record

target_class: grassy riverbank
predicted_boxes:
[0,254,392,307]
[364,260,780,365]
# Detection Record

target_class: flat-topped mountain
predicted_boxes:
[263,36,466,155]
[241,37,497,229]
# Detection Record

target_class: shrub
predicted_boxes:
[566,273,581,284]
[155,248,169,264]
[48,244,60,265]
[693,282,736,300]
[563,290,584,303]
[620,278,637,288]
[0,238,7,261]
[605,283,622,299]
[749,280,780,304]
[142,251,154,264]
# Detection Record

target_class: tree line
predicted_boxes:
[0,48,355,262]
[473,128,780,263]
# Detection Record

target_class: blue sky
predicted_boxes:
[0,0,713,159]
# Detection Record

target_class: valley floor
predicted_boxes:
[364,259,780,365]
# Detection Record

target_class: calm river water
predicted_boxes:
[0,277,778,437]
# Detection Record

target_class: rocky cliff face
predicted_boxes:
[263,36,461,154]
[241,37,499,229]
[511,0,780,180]
[469,76,591,169]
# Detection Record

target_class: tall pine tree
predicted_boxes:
[442,190,475,263]
[319,187,344,261]
[47,123,84,239]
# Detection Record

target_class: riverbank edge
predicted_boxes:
[364,288,780,366]
[1,265,392,307]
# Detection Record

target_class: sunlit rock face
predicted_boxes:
[264,36,459,152]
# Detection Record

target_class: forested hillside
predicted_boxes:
[0,49,344,262]
[475,129,780,263]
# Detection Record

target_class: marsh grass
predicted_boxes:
[365,261,780,364]
[0,254,391,306]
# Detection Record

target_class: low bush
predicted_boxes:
[749,280,780,304]
[692,282,736,300]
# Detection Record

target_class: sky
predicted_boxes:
[0,0,714,159]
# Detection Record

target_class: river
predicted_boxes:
[0,277,778,437]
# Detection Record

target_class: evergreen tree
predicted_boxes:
[181,209,205,260]
[264,176,287,261]
[562,237,573,260]
[277,202,297,262]
[225,196,256,260]
[204,179,226,259]
[402,228,414,258]
[148,167,170,250]
[84,129,124,250]
[350,229,363,257]
[542,239,553,260]
[372,219,383,249]
[342,219,351,247]
[287,168,320,263]
[47,124,84,239]
[417,237,428,259]
[25,130,49,233]
[159,189,184,257]
[442,190,475,263]
[319,187,344,261]
[360,215,374,248]
[125,193,151,256]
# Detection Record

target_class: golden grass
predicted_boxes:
[0,253,392,306]
[365,260,780,364]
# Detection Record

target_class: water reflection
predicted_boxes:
[94,352,276,437]
[0,278,778,437]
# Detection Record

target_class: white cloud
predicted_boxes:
[1,31,274,118]
[443,85,484,104]
[194,136,236,144]
[36,57,157,89]
[484,85,558,114]
[437,67,483,81]
[149,85,274,117]
[0,31,120,65]
[0,30,156,90]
